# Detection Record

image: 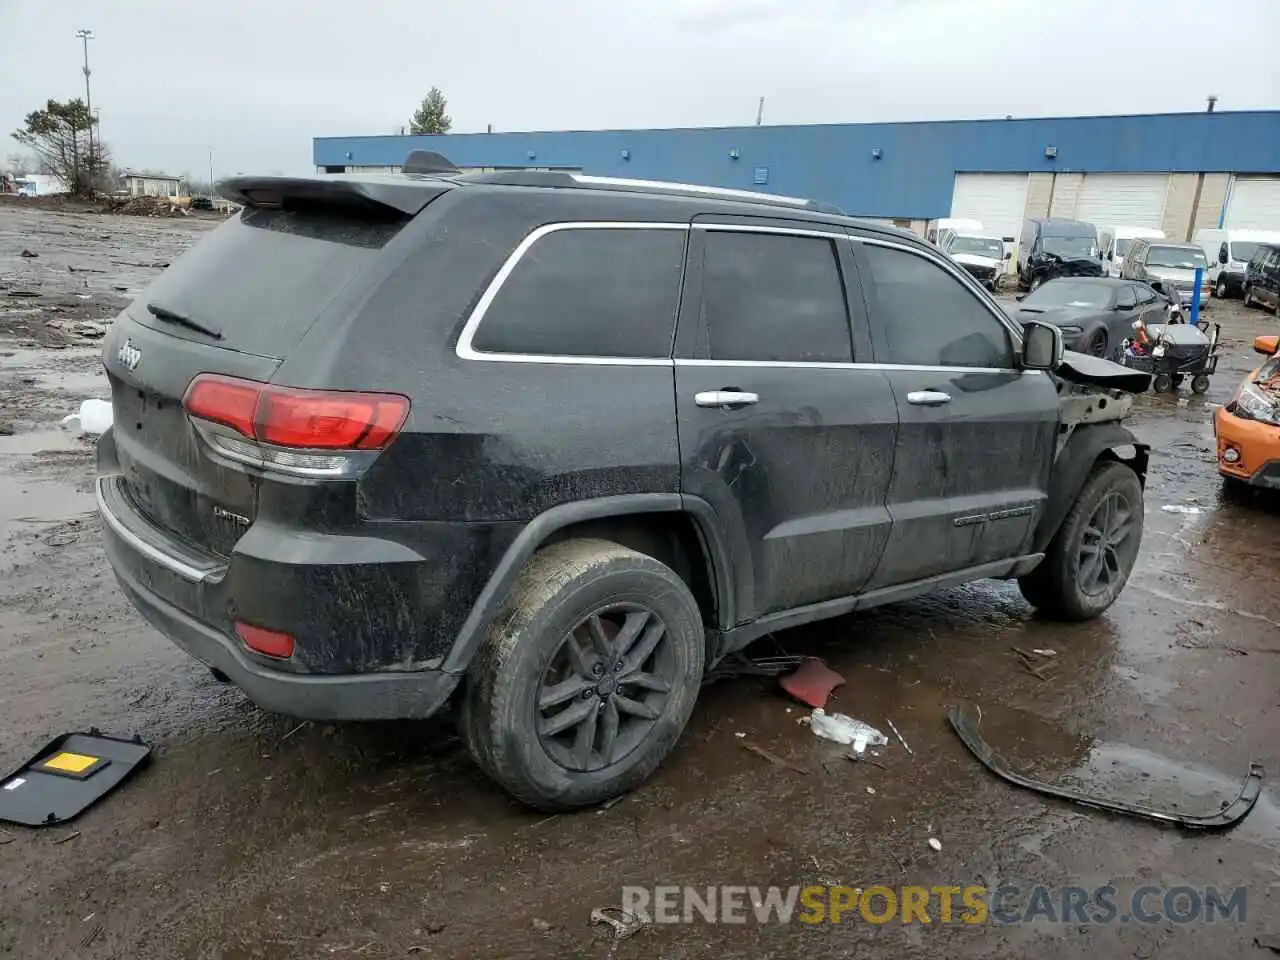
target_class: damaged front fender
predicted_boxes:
[1056,349,1153,395]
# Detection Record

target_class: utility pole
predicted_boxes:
[75,30,95,180]
[755,97,765,126]
[208,147,215,201]
[1206,95,1218,113]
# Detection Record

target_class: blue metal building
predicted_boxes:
[314,111,1280,239]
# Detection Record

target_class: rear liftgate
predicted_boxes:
[0,731,151,827]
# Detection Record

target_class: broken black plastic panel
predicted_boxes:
[0,731,151,827]
[947,701,1263,831]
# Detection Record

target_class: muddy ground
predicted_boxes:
[0,205,1277,960]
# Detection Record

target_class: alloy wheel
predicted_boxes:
[536,604,675,772]
[1087,330,1108,357]
[1076,491,1137,597]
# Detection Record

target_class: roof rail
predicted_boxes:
[403,150,460,176]
[461,169,844,214]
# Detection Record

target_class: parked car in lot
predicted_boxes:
[1018,218,1104,291]
[926,217,984,246]
[1194,228,1280,299]
[1006,277,1171,360]
[1098,225,1165,278]
[940,232,1009,288]
[1120,239,1211,307]
[96,157,1151,809]
[1242,242,1280,315]
[1215,334,1280,490]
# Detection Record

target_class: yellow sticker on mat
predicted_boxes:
[42,752,100,774]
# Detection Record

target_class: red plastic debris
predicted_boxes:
[778,658,846,709]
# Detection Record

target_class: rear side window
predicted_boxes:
[699,232,852,363]
[859,244,1014,369]
[138,207,408,357]
[471,227,686,358]
[1115,285,1137,308]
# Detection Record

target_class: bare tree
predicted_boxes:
[11,98,109,195]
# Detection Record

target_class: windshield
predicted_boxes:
[1023,280,1111,309]
[950,236,1002,257]
[1145,245,1208,270]
[1043,236,1098,259]
[1230,241,1260,263]
[1115,239,1134,257]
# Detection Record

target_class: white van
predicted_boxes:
[1098,226,1165,278]
[927,218,983,246]
[1193,228,1280,299]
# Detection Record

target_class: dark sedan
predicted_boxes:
[1005,277,1172,360]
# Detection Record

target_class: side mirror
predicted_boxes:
[1015,293,1026,302]
[1219,251,1229,264]
[1106,250,1113,260]
[1003,250,1012,261]
[1149,280,1164,294]
[1254,335,1279,356]
[1021,320,1063,371]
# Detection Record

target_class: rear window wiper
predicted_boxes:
[146,302,223,340]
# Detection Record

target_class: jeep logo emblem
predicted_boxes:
[117,338,142,372]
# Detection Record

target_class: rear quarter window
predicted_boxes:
[469,226,687,358]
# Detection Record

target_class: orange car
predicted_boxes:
[1214,335,1280,489]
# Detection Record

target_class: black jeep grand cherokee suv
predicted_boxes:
[98,155,1149,810]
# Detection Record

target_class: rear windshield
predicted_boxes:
[136,207,406,356]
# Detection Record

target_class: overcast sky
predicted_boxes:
[2,0,1277,180]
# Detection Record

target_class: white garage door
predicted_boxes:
[950,174,1029,242]
[1073,174,1169,228]
[1224,177,1280,229]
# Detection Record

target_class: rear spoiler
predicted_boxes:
[216,176,444,217]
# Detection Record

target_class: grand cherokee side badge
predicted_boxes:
[117,338,142,372]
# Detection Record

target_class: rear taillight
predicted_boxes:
[183,374,409,477]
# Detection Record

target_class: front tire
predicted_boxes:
[1216,276,1229,300]
[1018,461,1144,621]
[1152,373,1175,393]
[1086,328,1109,358]
[1191,374,1211,395]
[462,538,705,811]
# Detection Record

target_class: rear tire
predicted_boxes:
[1018,461,1144,621]
[1191,374,1211,395]
[1216,276,1229,300]
[1152,373,1175,393]
[462,538,705,811]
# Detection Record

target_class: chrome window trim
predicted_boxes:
[853,235,1027,346]
[455,221,688,366]
[675,358,1042,376]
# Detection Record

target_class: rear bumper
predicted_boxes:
[108,553,460,719]
[95,428,515,719]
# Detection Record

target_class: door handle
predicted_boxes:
[695,390,759,408]
[906,390,952,406]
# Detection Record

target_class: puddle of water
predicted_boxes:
[0,428,84,455]
[0,346,106,395]
[0,471,94,542]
